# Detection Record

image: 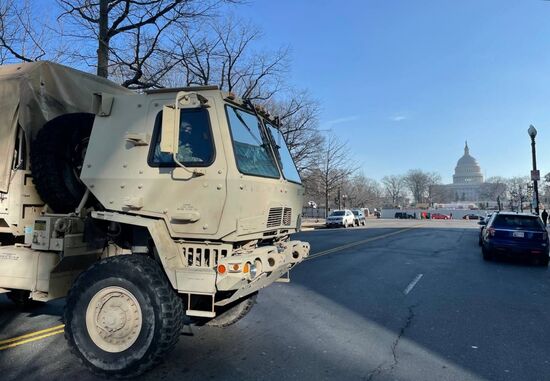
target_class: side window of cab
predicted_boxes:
[148,108,215,167]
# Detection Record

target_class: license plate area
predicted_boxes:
[512,231,525,238]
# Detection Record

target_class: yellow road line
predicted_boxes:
[0,324,65,347]
[0,328,65,351]
[305,226,419,261]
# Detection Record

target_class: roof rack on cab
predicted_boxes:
[144,85,219,94]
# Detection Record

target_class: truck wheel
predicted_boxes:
[64,255,184,378]
[31,113,94,213]
[204,292,258,328]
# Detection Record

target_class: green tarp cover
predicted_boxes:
[0,61,132,192]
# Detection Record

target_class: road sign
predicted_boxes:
[531,170,540,181]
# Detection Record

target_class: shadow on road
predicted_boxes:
[288,225,550,381]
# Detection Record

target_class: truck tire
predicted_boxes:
[204,292,258,328]
[31,113,94,213]
[64,255,184,378]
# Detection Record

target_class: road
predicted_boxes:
[2,219,550,380]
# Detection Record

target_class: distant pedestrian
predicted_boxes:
[450,213,453,219]
[542,209,548,227]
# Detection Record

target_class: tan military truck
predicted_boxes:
[0,62,310,377]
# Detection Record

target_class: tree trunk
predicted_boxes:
[325,190,329,219]
[97,0,109,78]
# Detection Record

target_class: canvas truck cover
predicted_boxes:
[0,61,133,193]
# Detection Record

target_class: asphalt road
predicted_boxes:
[2,219,550,381]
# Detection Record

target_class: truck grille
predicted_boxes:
[283,208,292,226]
[185,246,229,267]
[266,207,292,227]
[267,207,283,227]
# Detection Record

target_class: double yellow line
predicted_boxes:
[305,226,418,261]
[0,324,65,351]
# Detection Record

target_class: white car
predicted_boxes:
[326,209,355,228]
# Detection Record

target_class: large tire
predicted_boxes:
[31,113,94,213]
[64,255,184,378]
[200,292,258,328]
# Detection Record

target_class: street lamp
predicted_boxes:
[528,125,540,215]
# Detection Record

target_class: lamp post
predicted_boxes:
[528,184,534,213]
[528,125,540,215]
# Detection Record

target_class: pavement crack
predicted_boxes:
[390,305,415,367]
[366,304,416,381]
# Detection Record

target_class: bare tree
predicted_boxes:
[425,172,442,204]
[381,175,405,206]
[57,0,231,87]
[265,92,322,173]
[429,184,454,204]
[479,176,507,201]
[0,0,49,63]
[343,174,383,209]
[172,18,288,99]
[506,176,531,211]
[318,134,357,216]
[404,169,441,205]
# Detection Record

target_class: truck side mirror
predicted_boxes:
[160,92,206,154]
[160,105,179,154]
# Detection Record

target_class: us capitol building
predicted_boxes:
[431,142,485,202]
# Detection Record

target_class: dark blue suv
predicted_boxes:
[480,212,549,266]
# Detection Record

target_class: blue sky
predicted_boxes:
[234,0,550,183]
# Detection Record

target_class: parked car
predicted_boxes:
[394,212,415,219]
[431,213,450,220]
[480,212,549,266]
[326,209,355,228]
[352,209,366,226]
[463,214,480,220]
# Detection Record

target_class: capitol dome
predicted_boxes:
[453,142,483,185]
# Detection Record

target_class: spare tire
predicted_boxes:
[31,113,94,213]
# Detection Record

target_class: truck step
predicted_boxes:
[186,309,216,318]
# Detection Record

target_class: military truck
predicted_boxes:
[0,62,310,377]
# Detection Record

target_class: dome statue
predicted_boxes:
[453,141,483,185]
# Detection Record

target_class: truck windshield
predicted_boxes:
[226,105,280,178]
[265,121,302,184]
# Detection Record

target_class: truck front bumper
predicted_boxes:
[214,240,310,306]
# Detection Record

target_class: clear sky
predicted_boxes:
[233,0,550,183]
